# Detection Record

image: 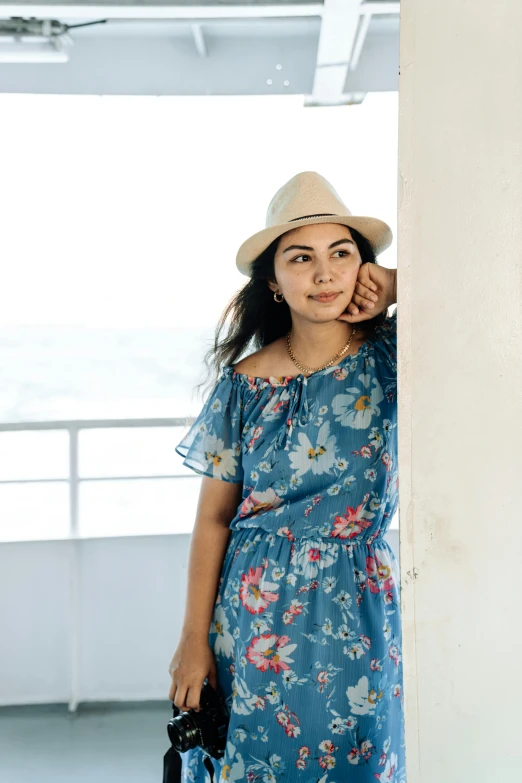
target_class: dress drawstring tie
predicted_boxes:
[273,375,310,453]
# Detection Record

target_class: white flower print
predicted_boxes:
[322,618,335,636]
[221,742,245,781]
[211,605,234,658]
[327,484,342,496]
[332,373,385,429]
[322,576,338,594]
[289,474,303,490]
[291,540,339,579]
[346,675,382,716]
[289,421,338,479]
[203,434,239,480]
[261,388,291,421]
[231,675,260,715]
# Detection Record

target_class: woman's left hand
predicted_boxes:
[337,264,396,324]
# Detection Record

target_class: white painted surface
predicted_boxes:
[398,1,522,780]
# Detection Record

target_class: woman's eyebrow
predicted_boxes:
[282,238,355,254]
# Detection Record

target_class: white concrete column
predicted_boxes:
[398,2,522,781]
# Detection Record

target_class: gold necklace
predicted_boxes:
[286,327,358,376]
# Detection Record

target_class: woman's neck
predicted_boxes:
[288,318,360,368]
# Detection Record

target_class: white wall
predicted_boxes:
[398,1,522,781]
[0,531,400,706]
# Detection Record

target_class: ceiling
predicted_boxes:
[0,0,400,103]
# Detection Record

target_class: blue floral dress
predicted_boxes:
[175,309,405,783]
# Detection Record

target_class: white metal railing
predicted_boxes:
[0,417,197,539]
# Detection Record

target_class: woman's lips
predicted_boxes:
[311,292,340,303]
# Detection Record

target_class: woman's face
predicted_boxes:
[269,223,362,323]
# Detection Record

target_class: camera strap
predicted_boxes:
[203,754,217,781]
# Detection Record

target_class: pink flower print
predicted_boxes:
[246,633,297,674]
[374,752,398,782]
[276,711,289,727]
[360,445,372,459]
[333,367,348,381]
[285,723,301,738]
[317,671,329,685]
[253,695,266,710]
[361,739,374,760]
[348,747,361,764]
[388,644,401,667]
[246,424,263,452]
[298,579,320,595]
[298,746,311,759]
[331,498,373,540]
[394,684,402,698]
[240,567,279,615]
[239,488,282,519]
[295,758,306,770]
[312,495,322,505]
[282,611,295,626]
[365,553,395,594]
[370,658,382,671]
[318,740,336,754]
[289,599,303,616]
[277,526,295,542]
[360,634,372,650]
[381,451,392,471]
[319,755,336,770]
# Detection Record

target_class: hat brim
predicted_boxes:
[236,215,393,276]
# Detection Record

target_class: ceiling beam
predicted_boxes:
[0,4,324,20]
[306,0,363,107]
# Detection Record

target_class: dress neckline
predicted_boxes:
[225,337,372,388]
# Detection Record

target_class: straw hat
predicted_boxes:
[236,171,393,277]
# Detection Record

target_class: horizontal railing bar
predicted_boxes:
[0,417,195,432]
[0,473,200,485]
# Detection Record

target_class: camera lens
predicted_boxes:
[167,713,201,753]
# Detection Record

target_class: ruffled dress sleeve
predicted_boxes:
[175,368,244,484]
[372,306,397,374]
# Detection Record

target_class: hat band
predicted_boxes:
[288,213,337,222]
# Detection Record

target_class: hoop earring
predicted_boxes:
[273,292,284,303]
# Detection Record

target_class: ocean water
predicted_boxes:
[0,325,215,541]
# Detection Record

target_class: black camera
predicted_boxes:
[167,680,229,760]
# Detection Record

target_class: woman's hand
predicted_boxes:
[168,633,218,712]
[337,264,396,324]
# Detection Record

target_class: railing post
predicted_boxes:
[68,425,80,712]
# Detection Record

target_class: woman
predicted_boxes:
[168,171,404,783]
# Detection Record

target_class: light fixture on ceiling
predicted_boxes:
[0,17,108,64]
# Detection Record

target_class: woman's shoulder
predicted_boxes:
[232,338,290,379]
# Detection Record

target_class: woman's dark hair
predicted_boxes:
[199,226,389,390]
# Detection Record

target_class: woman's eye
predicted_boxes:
[291,250,350,263]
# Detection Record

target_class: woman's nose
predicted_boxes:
[314,259,333,283]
